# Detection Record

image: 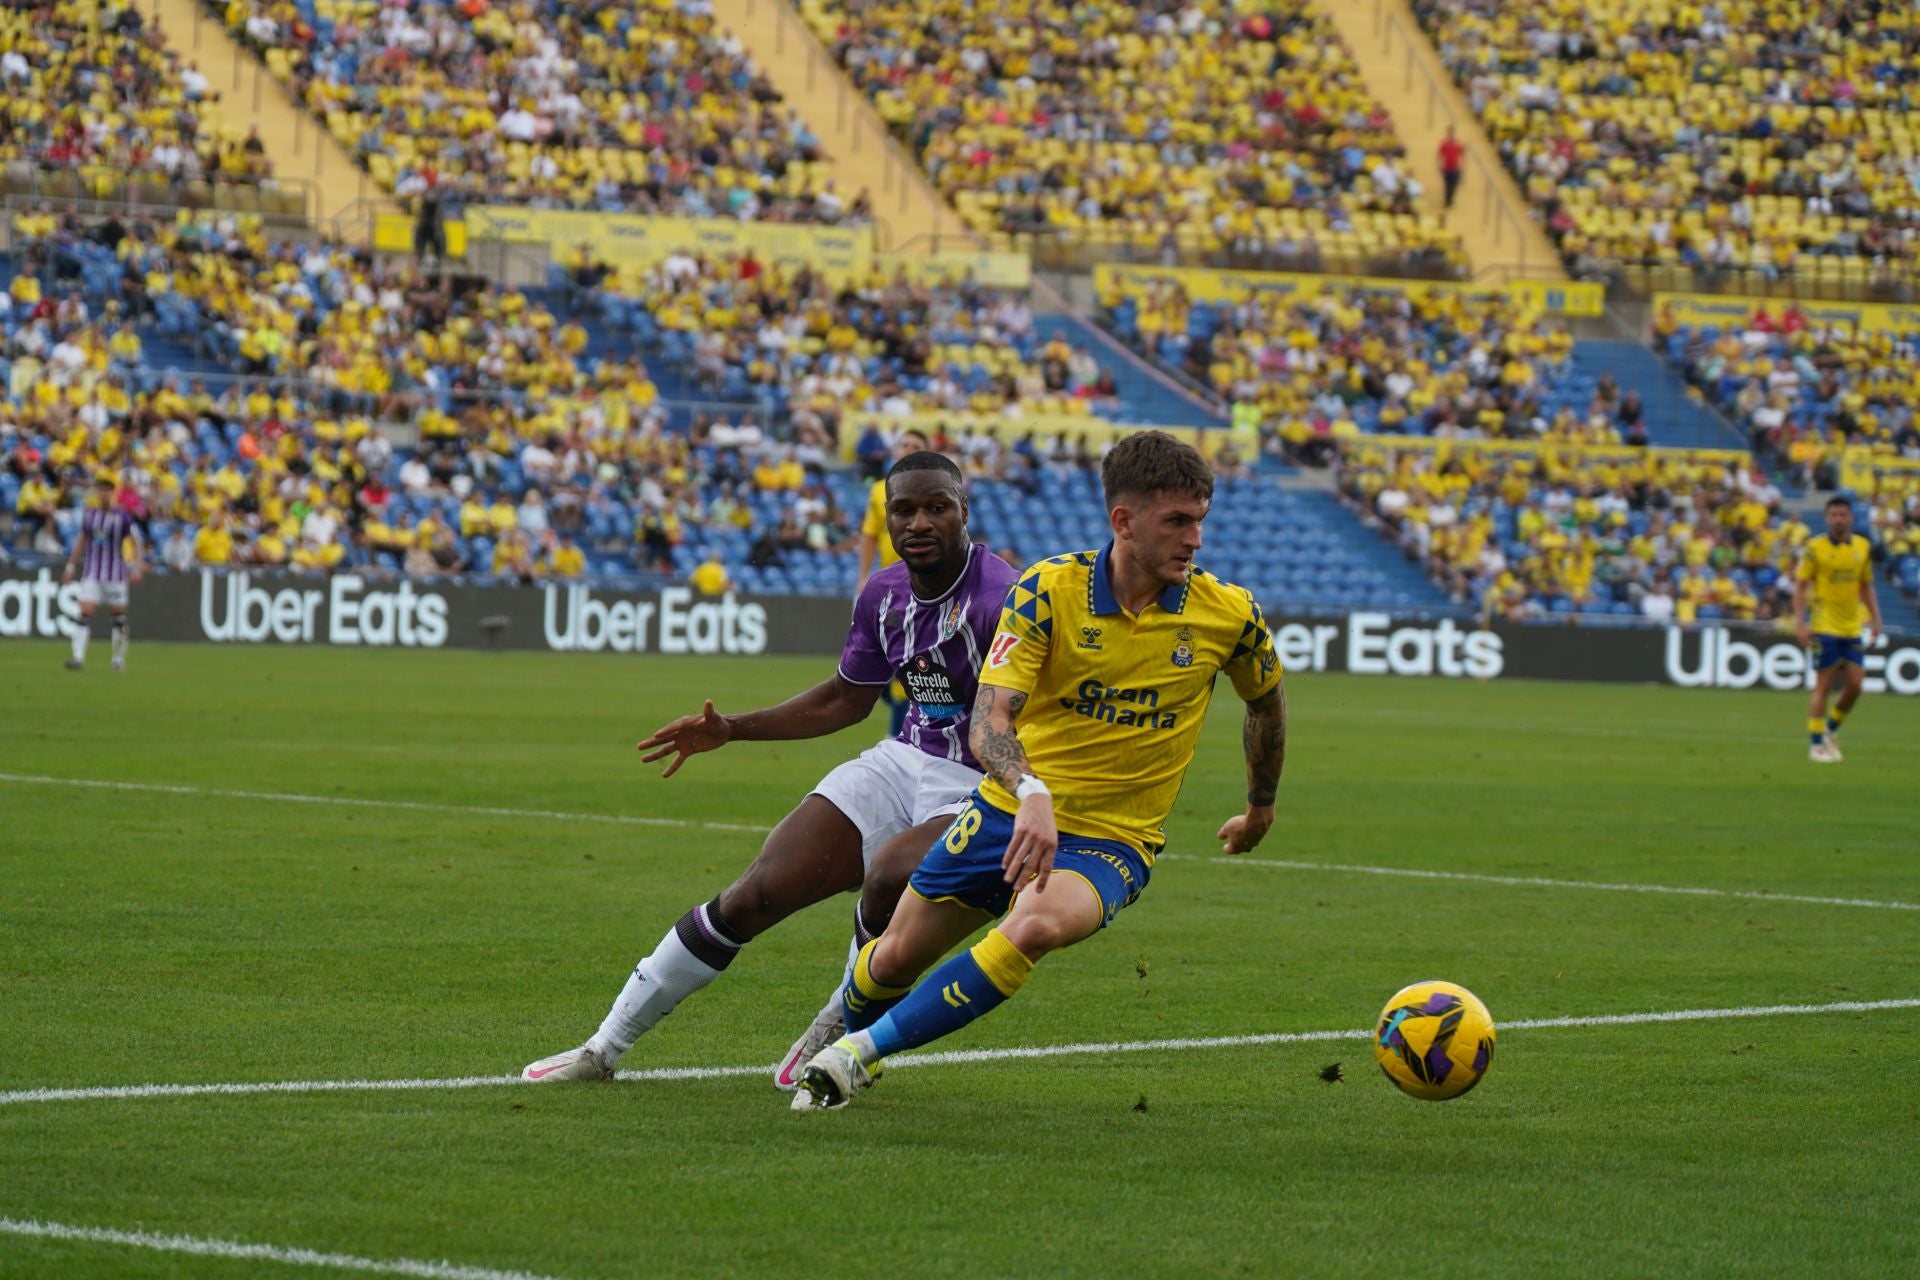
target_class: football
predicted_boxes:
[1373,981,1496,1101]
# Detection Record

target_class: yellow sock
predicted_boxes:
[1807,716,1826,745]
[969,928,1036,998]
[841,938,915,1031]
[852,939,910,1002]
[1828,706,1850,733]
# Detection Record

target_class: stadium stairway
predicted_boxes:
[151,0,395,226]
[1030,312,1225,428]
[707,0,975,251]
[1320,0,1563,281]
[1569,341,1745,450]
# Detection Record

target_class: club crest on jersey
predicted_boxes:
[1077,625,1104,651]
[940,597,965,641]
[1171,627,1195,668]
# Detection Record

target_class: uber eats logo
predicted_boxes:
[1061,679,1178,729]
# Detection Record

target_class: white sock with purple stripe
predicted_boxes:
[71,624,89,664]
[588,900,745,1063]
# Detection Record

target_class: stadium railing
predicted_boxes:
[1610,263,1920,307]
[0,170,315,229]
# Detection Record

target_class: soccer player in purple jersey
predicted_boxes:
[523,452,1021,1088]
[62,472,143,672]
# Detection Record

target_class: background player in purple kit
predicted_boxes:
[62,471,143,672]
[523,451,1020,1089]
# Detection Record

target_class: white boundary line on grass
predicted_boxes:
[0,771,771,835]
[1164,854,1920,912]
[0,1216,568,1280]
[5,770,1915,914]
[2,998,1914,1110]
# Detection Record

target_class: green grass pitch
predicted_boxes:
[1,642,1915,1278]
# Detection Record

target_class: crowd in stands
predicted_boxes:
[1659,303,1920,481]
[1333,438,1816,623]
[1098,277,1651,459]
[1659,301,1920,598]
[1412,0,1920,289]
[574,246,1129,429]
[1,0,273,195]
[809,0,1464,275]
[217,0,867,223]
[0,207,1141,591]
[0,210,848,585]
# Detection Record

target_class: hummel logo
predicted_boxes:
[1078,626,1104,651]
[941,982,972,1009]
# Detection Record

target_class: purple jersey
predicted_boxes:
[838,543,1020,769]
[81,505,136,583]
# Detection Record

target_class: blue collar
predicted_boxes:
[1090,542,1190,616]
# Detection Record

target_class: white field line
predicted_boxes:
[2,999,1914,1110]
[0,1216,568,1280]
[0,771,771,835]
[1165,854,1920,912]
[5,770,1915,913]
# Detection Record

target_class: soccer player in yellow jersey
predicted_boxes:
[798,431,1287,1109]
[1795,497,1882,764]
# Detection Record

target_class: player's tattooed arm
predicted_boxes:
[1218,682,1284,856]
[1243,683,1286,807]
[969,685,1033,794]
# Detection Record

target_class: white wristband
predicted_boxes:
[1014,773,1050,802]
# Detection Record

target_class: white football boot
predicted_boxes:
[774,996,845,1092]
[795,1038,882,1111]
[1809,741,1841,764]
[521,1044,616,1082]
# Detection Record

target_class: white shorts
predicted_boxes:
[810,738,981,868]
[78,579,129,608]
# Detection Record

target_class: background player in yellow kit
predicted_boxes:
[798,431,1287,1109]
[1795,497,1883,763]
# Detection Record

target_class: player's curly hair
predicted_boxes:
[1101,430,1214,511]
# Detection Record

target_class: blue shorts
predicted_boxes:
[1813,633,1864,670]
[908,790,1152,928]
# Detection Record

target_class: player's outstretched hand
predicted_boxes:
[1003,793,1059,891]
[636,699,731,778]
[1218,806,1275,856]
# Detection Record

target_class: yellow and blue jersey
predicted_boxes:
[1796,534,1872,638]
[861,478,901,570]
[978,545,1282,855]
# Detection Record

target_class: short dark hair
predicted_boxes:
[1825,497,1852,511]
[1101,430,1214,511]
[887,450,963,493]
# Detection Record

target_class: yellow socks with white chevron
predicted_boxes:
[853,929,1035,1062]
